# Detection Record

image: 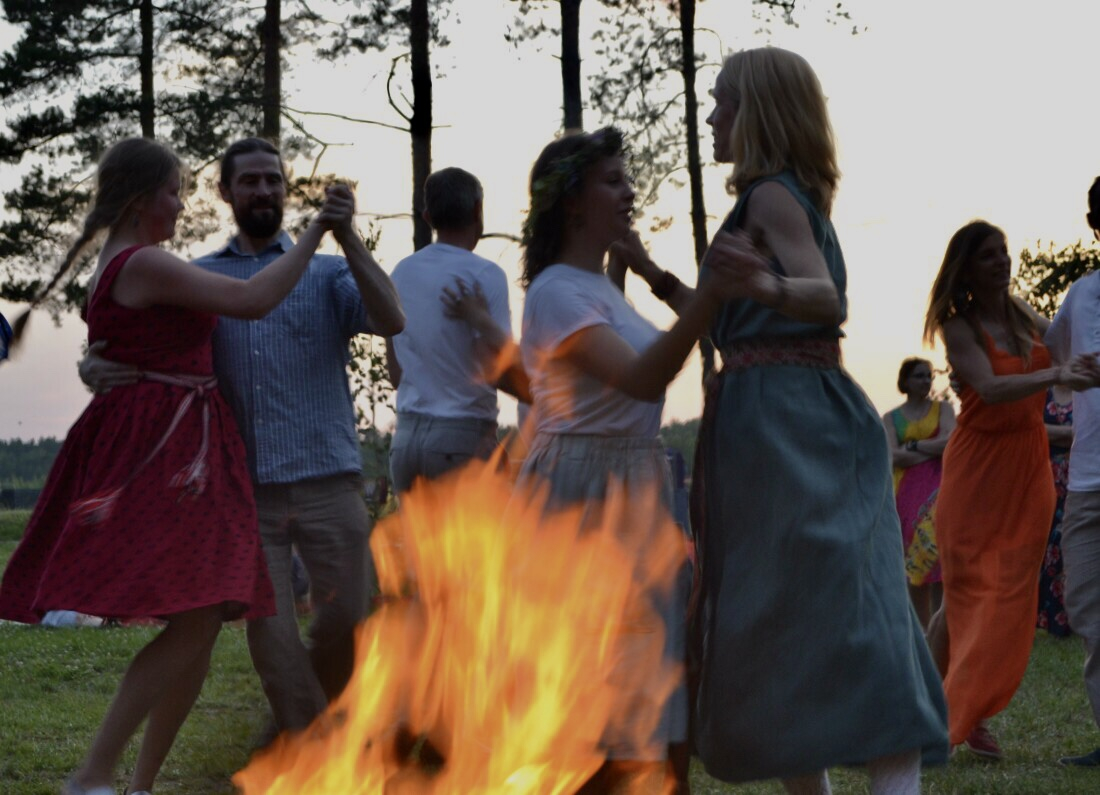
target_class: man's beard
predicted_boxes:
[235,201,283,239]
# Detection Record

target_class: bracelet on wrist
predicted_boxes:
[905,440,919,453]
[650,269,682,301]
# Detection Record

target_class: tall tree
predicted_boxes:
[262,0,282,141]
[510,0,585,131]
[408,0,433,249]
[316,0,451,250]
[0,0,270,306]
[560,0,583,129]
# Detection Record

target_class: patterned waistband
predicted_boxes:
[719,336,841,373]
[70,371,218,525]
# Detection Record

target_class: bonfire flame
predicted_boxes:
[234,460,685,794]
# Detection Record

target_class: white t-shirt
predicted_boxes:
[521,264,663,437]
[390,242,512,420]
[1046,271,1100,492]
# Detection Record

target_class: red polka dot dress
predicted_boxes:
[0,247,275,623]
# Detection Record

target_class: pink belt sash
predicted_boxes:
[71,372,218,525]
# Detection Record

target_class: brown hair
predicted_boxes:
[896,357,932,393]
[219,137,283,186]
[521,127,625,288]
[10,137,182,347]
[923,220,1037,363]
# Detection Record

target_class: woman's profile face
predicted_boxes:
[904,362,933,400]
[706,77,739,163]
[966,232,1011,295]
[572,155,635,244]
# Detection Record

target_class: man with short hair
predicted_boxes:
[83,137,405,734]
[1046,175,1100,767]
[386,167,523,493]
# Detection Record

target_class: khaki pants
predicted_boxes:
[389,413,498,494]
[246,473,375,732]
[1061,489,1100,730]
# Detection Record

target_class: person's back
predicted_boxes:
[390,242,509,420]
[387,168,511,493]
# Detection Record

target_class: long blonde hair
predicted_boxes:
[10,137,181,347]
[718,47,840,215]
[923,220,1037,363]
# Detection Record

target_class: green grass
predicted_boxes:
[0,624,266,795]
[2,504,1100,793]
[1,629,1096,794]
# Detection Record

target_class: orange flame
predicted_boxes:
[234,460,685,794]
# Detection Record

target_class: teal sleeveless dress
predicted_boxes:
[692,172,948,781]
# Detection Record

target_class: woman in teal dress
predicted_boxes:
[691,47,948,794]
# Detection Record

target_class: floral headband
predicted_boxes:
[521,127,625,243]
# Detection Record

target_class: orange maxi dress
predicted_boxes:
[936,329,1055,745]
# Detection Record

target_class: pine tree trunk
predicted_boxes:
[262,0,281,142]
[680,0,713,379]
[561,0,582,131]
[410,0,433,250]
[139,0,154,137]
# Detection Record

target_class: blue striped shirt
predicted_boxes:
[195,232,372,484]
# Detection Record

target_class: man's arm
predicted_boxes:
[328,185,405,337]
[384,337,402,389]
[78,340,141,393]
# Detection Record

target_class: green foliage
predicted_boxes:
[660,417,699,474]
[1013,240,1100,320]
[0,0,272,304]
[0,438,61,488]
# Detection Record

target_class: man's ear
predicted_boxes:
[422,208,433,227]
[218,181,232,204]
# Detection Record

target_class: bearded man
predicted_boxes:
[82,137,404,736]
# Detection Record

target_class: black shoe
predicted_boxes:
[1059,748,1100,767]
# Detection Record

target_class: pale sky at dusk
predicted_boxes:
[3,0,1099,440]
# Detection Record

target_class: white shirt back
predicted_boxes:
[390,243,512,420]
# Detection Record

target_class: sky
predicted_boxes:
[2,0,1100,441]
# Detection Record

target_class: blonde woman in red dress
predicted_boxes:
[0,137,340,795]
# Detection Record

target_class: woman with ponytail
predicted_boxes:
[0,137,337,795]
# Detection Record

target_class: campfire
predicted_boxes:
[234,459,686,794]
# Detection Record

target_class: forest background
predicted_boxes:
[1,0,1100,467]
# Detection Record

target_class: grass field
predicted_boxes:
[3,509,1100,793]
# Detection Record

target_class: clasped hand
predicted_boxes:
[314,184,356,236]
[700,229,782,305]
[1061,352,1100,391]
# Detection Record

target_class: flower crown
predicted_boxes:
[521,127,625,244]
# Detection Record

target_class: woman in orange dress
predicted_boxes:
[924,220,1098,760]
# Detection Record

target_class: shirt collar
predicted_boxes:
[212,230,295,258]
